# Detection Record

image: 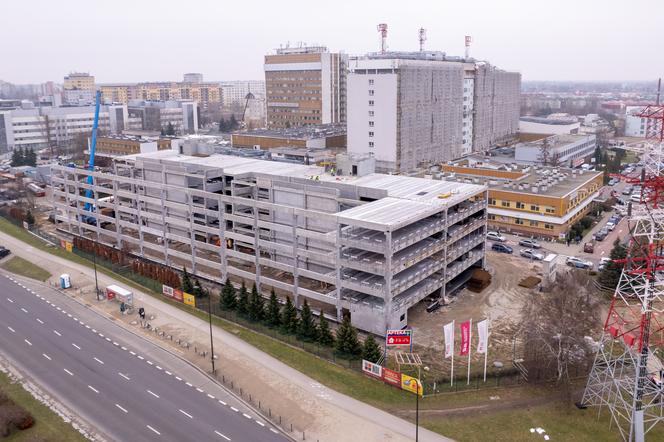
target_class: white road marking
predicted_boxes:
[196,387,204,393]
[92,328,97,333]
[165,371,172,376]
[56,306,61,311]
[121,346,127,351]
[105,337,111,342]
[175,376,182,381]
[118,372,130,381]
[215,430,231,440]
[20,307,28,313]
[63,368,74,376]
[88,385,99,394]
[185,382,193,387]
[230,406,239,412]
[146,425,160,435]
[24,339,32,346]
[67,313,72,318]
[94,357,104,365]
[156,366,162,370]
[218,399,227,406]
[147,390,160,398]
[85,325,90,329]
[36,318,44,324]
[98,333,104,337]
[178,409,193,419]
[115,404,128,413]
[129,351,136,356]
[42,353,51,361]
[207,393,215,399]
[72,343,81,350]
[256,420,265,427]
[113,341,119,346]
[6,298,13,303]
[53,330,61,336]
[7,326,15,333]
[137,355,144,360]
[243,413,252,419]
[146,360,153,365]
[270,428,279,434]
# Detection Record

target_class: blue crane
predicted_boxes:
[82,90,101,222]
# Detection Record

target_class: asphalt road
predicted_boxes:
[0,274,287,442]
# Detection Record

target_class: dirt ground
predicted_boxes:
[406,252,543,378]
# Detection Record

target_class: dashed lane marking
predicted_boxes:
[230,407,239,412]
[115,404,128,413]
[146,425,160,435]
[72,343,81,350]
[94,357,104,365]
[36,318,44,324]
[63,368,74,376]
[243,413,252,419]
[256,420,265,427]
[147,390,160,399]
[7,326,14,333]
[6,298,13,303]
[42,353,51,361]
[218,400,227,406]
[179,409,193,419]
[215,430,231,440]
[20,307,28,313]
[87,385,99,394]
[118,372,131,381]
[53,330,61,336]
[24,339,32,346]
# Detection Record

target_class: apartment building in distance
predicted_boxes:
[100,81,221,110]
[231,124,346,151]
[265,46,347,128]
[514,134,596,167]
[183,73,204,83]
[220,81,266,107]
[441,160,602,239]
[51,151,487,334]
[63,72,95,106]
[94,135,174,159]
[127,100,198,135]
[347,51,520,173]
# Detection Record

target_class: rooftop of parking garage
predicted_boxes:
[120,150,486,230]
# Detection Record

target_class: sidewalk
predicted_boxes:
[0,230,452,442]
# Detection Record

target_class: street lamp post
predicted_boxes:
[415,380,419,442]
[92,240,100,301]
[207,289,216,374]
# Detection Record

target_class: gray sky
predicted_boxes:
[1,0,662,84]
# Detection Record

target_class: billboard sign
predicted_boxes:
[401,374,423,396]
[382,368,402,388]
[362,360,383,379]
[173,289,184,302]
[386,329,412,347]
[183,292,196,307]
[162,285,174,298]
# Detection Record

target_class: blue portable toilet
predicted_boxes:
[60,274,71,289]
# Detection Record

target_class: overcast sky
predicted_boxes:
[1,0,662,84]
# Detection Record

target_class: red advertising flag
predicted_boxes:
[459,320,471,356]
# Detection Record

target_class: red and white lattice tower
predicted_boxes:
[580,105,664,441]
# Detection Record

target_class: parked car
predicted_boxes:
[594,229,608,242]
[598,257,612,271]
[566,256,593,269]
[491,243,513,254]
[623,186,633,195]
[520,249,544,260]
[0,246,10,258]
[606,221,616,231]
[583,242,594,253]
[486,231,506,242]
[518,239,541,249]
[630,194,641,203]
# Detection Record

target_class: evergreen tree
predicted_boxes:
[181,267,194,294]
[11,148,22,167]
[599,239,627,290]
[280,296,298,334]
[165,122,175,136]
[18,147,26,166]
[248,283,265,321]
[362,335,382,363]
[334,316,362,358]
[236,281,249,317]
[317,314,334,347]
[220,279,237,310]
[25,148,37,167]
[297,299,317,341]
[229,115,238,130]
[25,210,35,225]
[192,278,206,298]
[219,118,227,132]
[266,288,281,328]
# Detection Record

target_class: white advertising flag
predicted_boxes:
[443,321,455,358]
[476,319,489,354]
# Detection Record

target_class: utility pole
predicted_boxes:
[207,289,216,374]
[415,380,419,442]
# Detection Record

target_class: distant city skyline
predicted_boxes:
[1,0,662,84]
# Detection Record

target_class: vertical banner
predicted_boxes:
[444,320,455,386]
[459,320,471,356]
[476,320,488,354]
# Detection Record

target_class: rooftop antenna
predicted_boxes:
[465,35,473,59]
[418,28,427,52]
[657,77,661,106]
[377,23,388,54]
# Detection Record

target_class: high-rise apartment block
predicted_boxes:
[183,73,204,83]
[220,81,266,107]
[63,72,96,106]
[347,52,520,173]
[127,100,198,135]
[264,46,346,128]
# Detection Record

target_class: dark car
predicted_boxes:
[0,246,10,258]
[491,243,513,254]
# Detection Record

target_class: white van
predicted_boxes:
[630,194,641,204]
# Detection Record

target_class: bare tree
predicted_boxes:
[519,272,601,391]
[539,137,551,165]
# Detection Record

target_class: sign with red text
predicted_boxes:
[385,329,412,347]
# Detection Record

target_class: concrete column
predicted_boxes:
[159,167,170,267]
[218,197,226,282]
[252,199,261,291]
[384,230,393,331]
[187,191,197,275]
[112,174,121,249]
[334,224,343,322]
[291,210,299,306]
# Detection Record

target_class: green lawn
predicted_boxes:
[1,256,52,281]
[0,371,87,442]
